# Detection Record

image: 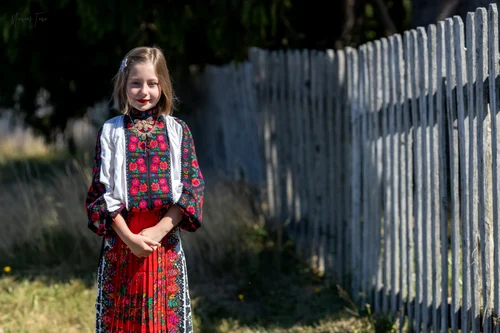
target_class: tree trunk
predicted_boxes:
[411,0,498,28]
[411,0,444,28]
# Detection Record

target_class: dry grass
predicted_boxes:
[0,155,264,279]
[0,126,56,164]
[0,277,95,333]
[0,275,380,333]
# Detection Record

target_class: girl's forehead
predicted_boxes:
[128,61,157,78]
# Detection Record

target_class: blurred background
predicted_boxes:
[0,1,496,332]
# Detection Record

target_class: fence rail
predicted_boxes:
[199,4,500,332]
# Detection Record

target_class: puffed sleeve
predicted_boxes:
[173,119,205,232]
[85,127,126,236]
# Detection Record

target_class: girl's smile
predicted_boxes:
[126,61,160,111]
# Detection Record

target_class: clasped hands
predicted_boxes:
[124,224,170,258]
[113,206,183,258]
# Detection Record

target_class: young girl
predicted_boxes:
[85,46,204,333]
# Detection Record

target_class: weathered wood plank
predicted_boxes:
[409,29,423,331]
[372,40,383,312]
[402,31,415,328]
[287,50,299,249]
[335,50,347,283]
[387,35,400,317]
[380,37,391,315]
[301,50,311,260]
[453,15,471,333]
[393,32,407,329]
[487,4,500,332]
[325,49,335,281]
[316,52,327,275]
[426,23,441,333]
[359,44,371,304]
[476,7,493,333]
[445,18,460,333]
[339,49,350,286]
[309,50,319,271]
[365,42,376,305]
[417,26,431,332]
[436,20,449,333]
[292,50,306,257]
[466,11,481,333]
[348,47,362,302]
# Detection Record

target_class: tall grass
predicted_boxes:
[0,125,55,163]
[0,154,263,280]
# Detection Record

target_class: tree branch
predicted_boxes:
[371,0,398,35]
[436,0,460,22]
[337,0,357,48]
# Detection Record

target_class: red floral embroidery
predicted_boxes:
[130,187,139,196]
[172,118,205,232]
[85,127,125,236]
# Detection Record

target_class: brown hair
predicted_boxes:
[112,46,176,115]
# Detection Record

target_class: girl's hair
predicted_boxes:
[112,46,176,115]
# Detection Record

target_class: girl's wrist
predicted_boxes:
[157,216,174,236]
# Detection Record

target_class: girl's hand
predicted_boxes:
[124,234,160,258]
[139,226,168,244]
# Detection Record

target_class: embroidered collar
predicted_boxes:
[129,106,159,120]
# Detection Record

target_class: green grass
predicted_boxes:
[0,243,379,333]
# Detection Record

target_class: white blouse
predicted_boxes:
[98,114,184,214]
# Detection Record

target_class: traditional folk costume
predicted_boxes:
[85,107,204,333]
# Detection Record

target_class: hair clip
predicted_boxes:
[119,57,128,73]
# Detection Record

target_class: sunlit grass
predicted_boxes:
[0,126,56,164]
[0,273,377,333]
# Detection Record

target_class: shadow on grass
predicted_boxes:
[0,226,100,287]
[188,237,372,332]
[0,151,84,184]
[0,227,377,333]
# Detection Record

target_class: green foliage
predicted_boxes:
[0,0,411,142]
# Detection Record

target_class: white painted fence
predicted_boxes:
[199,4,500,332]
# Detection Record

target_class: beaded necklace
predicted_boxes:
[128,111,160,140]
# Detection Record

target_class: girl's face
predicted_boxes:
[126,61,161,112]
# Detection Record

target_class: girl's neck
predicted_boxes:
[129,105,159,119]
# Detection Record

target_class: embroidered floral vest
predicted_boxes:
[125,107,174,211]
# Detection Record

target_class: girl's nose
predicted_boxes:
[140,83,148,94]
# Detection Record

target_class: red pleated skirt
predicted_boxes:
[102,210,181,333]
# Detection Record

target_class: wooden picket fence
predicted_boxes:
[198,4,500,332]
